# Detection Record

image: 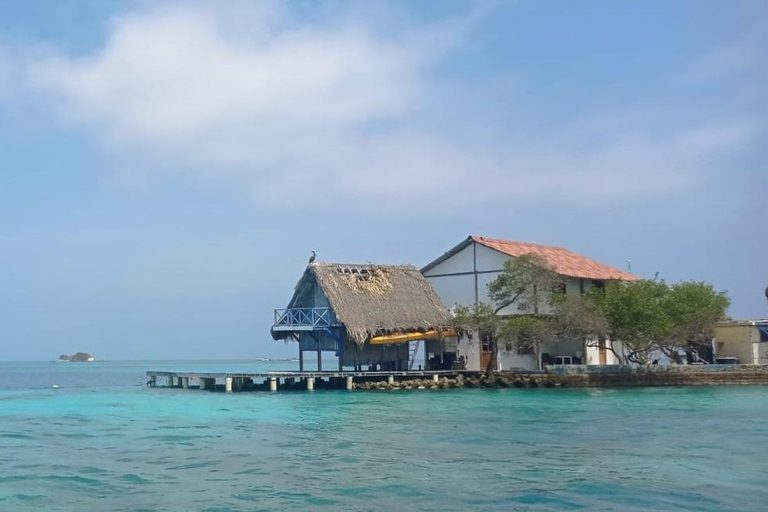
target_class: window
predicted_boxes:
[552,282,567,295]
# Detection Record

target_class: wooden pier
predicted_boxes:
[146,369,471,392]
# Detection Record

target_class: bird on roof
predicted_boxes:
[309,250,316,264]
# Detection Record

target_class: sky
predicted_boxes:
[0,0,766,361]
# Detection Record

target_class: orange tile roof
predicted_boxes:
[471,236,640,281]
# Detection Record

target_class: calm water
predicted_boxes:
[1,361,768,511]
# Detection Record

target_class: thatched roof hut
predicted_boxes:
[273,262,452,347]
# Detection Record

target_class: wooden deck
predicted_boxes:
[146,369,471,392]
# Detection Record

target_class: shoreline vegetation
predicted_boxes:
[58,352,95,362]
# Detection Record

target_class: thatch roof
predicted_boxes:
[290,262,452,346]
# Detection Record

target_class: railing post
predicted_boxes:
[272,307,337,328]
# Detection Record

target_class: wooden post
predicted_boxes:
[346,376,353,390]
[299,346,304,372]
[269,377,277,392]
[306,377,314,391]
[317,341,322,371]
[225,377,233,393]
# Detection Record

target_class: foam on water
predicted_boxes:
[1,361,768,511]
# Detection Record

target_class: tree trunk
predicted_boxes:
[486,342,499,375]
[535,342,542,370]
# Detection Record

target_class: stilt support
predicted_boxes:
[433,374,439,383]
[346,376,353,390]
[387,375,395,385]
[225,377,233,393]
[269,377,277,392]
[306,377,314,391]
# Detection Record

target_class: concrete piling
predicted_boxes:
[149,370,484,393]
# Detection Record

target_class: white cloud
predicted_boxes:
[16,1,762,209]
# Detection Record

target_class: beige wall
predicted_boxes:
[714,325,758,364]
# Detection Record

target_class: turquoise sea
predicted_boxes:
[1,361,768,511]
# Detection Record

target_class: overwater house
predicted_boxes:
[713,320,768,364]
[271,263,454,371]
[421,236,640,371]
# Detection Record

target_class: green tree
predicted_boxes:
[658,281,730,363]
[453,254,563,372]
[488,254,564,314]
[556,279,731,364]
[587,280,669,364]
[550,293,617,361]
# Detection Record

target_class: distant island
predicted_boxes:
[59,352,95,362]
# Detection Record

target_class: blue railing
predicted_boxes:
[273,307,339,330]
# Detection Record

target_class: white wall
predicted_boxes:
[427,274,475,310]
[497,347,537,371]
[475,243,509,272]
[457,334,481,371]
[423,244,474,276]
[476,270,504,308]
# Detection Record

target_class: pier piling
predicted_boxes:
[147,370,466,393]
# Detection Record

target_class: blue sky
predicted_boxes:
[1,0,766,361]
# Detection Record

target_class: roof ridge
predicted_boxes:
[311,262,418,269]
[470,235,566,251]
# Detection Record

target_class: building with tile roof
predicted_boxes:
[421,236,640,372]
